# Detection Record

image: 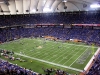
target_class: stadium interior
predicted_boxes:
[0,0,100,75]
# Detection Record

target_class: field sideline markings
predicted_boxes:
[46,47,71,61]
[45,45,73,61]
[57,46,81,64]
[31,42,72,59]
[27,45,70,60]
[26,45,76,61]
[30,40,59,57]
[65,43,98,48]
[0,58,39,74]
[28,44,58,58]
[63,46,85,65]
[69,47,89,67]
[51,45,77,62]
[21,41,53,57]
[15,52,83,72]
[2,38,98,48]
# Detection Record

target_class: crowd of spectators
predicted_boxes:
[0,11,100,26]
[0,57,75,75]
[0,49,39,75]
[86,54,100,75]
[0,59,38,75]
[0,27,100,46]
[42,67,70,75]
[0,49,72,75]
[0,26,100,75]
[0,11,100,75]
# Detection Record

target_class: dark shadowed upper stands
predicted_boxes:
[0,11,100,26]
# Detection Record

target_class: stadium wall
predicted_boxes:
[84,48,100,74]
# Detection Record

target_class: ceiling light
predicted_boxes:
[31,9,36,12]
[90,4,100,8]
[43,8,52,12]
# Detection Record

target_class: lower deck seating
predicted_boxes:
[0,59,37,75]
[86,54,100,75]
[0,27,100,46]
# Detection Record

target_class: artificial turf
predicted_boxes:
[0,38,98,74]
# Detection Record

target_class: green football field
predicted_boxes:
[0,38,98,74]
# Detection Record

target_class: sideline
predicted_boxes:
[69,47,89,67]
[15,52,83,72]
[2,38,98,48]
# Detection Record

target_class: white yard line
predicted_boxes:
[63,47,85,65]
[20,42,52,57]
[15,52,83,72]
[30,47,55,58]
[31,43,71,59]
[2,38,98,48]
[57,46,80,64]
[47,46,72,61]
[51,45,76,62]
[0,58,38,74]
[30,43,57,57]
[44,45,72,60]
[69,47,89,67]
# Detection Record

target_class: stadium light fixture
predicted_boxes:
[43,7,52,12]
[31,9,36,12]
[90,4,100,8]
